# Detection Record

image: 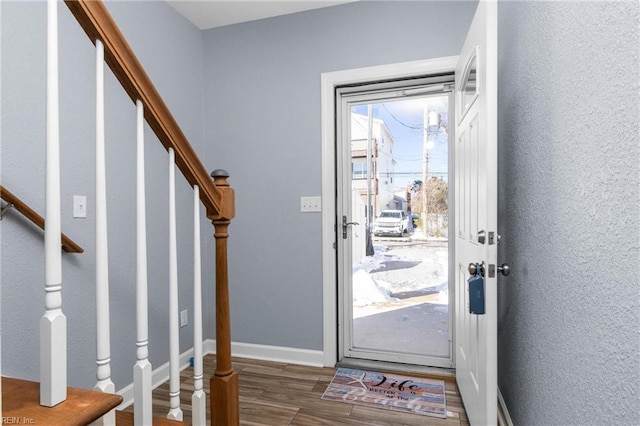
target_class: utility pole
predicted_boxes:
[422,105,429,237]
[422,103,440,238]
[365,104,374,256]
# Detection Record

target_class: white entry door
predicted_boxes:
[454,1,498,425]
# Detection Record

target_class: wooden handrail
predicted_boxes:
[62,2,238,424]
[63,0,223,219]
[0,185,84,253]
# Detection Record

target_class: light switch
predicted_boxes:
[73,195,87,218]
[300,196,321,213]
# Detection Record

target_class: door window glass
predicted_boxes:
[344,93,453,366]
[461,54,478,116]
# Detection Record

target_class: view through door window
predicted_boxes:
[349,94,451,362]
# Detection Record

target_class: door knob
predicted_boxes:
[497,263,510,276]
[468,263,477,275]
[468,262,485,277]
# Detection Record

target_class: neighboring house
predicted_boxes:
[1,1,637,425]
[351,112,396,217]
[393,191,409,213]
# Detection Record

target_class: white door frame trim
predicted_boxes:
[320,56,459,367]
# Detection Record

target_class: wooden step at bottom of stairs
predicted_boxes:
[2,376,123,426]
[115,411,184,425]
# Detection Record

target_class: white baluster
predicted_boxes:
[41,0,67,407]
[0,0,2,415]
[167,148,183,421]
[94,39,115,426]
[0,0,2,407]
[134,100,153,425]
[192,185,206,425]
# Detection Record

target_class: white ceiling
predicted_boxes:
[166,1,358,30]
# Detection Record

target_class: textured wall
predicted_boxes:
[497,1,640,424]
[201,1,477,351]
[1,0,206,390]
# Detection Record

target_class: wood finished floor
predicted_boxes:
[124,354,469,426]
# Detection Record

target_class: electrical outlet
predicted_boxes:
[300,196,321,213]
[73,195,87,218]
[180,309,188,328]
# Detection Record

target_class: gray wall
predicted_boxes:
[201,1,477,351]
[497,1,640,424]
[1,0,207,391]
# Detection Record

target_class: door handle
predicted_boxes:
[468,262,485,277]
[342,215,359,239]
[470,262,510,278]
[468,263,477,275]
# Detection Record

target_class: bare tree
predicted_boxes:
[411,177,448,237]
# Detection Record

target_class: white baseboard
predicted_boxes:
[227,340,324,367]
[117,347,195,409]
[116,339,323,409]
[203,338,215,355]
[498,387,514,426]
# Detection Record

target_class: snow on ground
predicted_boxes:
[351,238,451,355]
[351,268,392,306]
[352,243,449,307]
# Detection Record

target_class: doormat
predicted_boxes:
[321,368,446,418]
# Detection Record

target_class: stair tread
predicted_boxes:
[2,376,123,426]
[115,411,184,425]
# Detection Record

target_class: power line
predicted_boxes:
[381,103,423,130]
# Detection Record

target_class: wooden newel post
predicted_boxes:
[209,169,239,426]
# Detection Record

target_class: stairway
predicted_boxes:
[2,377,122,426]
[2,377,185,426]
[1,1,238,424]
